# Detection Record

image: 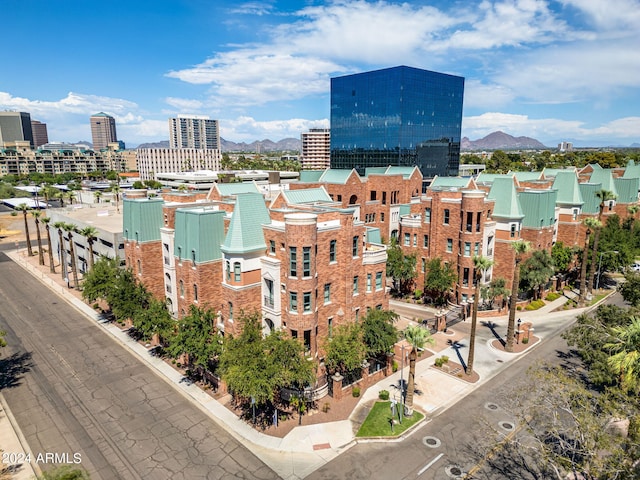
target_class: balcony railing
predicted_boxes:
[362,243,387,265]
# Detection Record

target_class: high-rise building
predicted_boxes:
[90,112,118,150]
[169,115,220,150]
[300,128,330,170]
[31,120,49,147]
[0,111,34,147]
[330,66,464,179]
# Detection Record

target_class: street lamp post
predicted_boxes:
[516,318,522,344]
[399,344,405,424]
[596,250,619,291]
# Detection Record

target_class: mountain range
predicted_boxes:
[461,131,547,151]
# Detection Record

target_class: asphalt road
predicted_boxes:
[0,251,278,480]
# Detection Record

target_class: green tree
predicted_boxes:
[132,180,145,189]
[79,226,98,271]
[107,268,149,322]
[111,183,121,213]
[605,316,640,394]
[480,277,509,309]
[620,272,640,307]
[551,241,574,275]
[423,258,457,306]
[167,305,219,372]
[324,323,367,376]
[62,223,79,289]
[580,218,601,305]
[520,249,554,299]
[93,191,102,204]
[404,325,435,415]
[42,217,55,273]
[386,238,417,295]
[82,257,120,304]
[31,209,45,266]
[589,190,617,294]
[362,309,398,359]
[16,203,33,256]
[506,240,531,353]
[132,298,175,344]
[487,150,511,173]
[467,256,493,374]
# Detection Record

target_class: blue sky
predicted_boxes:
[1,0,639,147]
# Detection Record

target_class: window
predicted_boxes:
[466,212,473,232]
[179,280,184,297]
[370,191,377,201]
[375,271,383,290]
[193,284,199,302]
[177,246,182,263]
[328,317,333,338]
[269,240,276,254]
[476,212,482,232]
[464,242,471,257]
[324,284,331,304]
[265,279,274,307]
[289,247,297,276]
[423,235,429,248]
[229,302,233,321]
[463,268,469,287]
[572,209,578,220]
[353,276,359,294]
[191,249,196,264]
[367,273,372,292]
[225,261,230,281]
[137,259,141,274]
[510,224,517,238]
[380,212,385,222]
[303,292,312,312]
[352,236,359,257]
[329,240,336,262]
[424,207,431,223]
[382,191,387,205]
[404,233,410,246]
[443,209,450,225]
[290,292,298,312]
[446,238,453,253]
[422,258,426,273]
[474,242,480,256]
[234,262,241,281]
[355,308,360,323]
[413,234,417,246]
[303,246,311,276]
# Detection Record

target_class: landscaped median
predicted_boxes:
[356,401,424,438]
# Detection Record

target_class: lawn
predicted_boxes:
[356,401,424,437]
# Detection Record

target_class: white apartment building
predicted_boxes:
[136,148,221,180]
[300,128,330,170]
[169,115,220,150]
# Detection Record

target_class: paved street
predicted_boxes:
[0,251,278,480]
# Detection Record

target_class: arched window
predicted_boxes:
[349,195,357,205]
[234,262,241,281]
[193,284,199,302]
[179,279,184,297]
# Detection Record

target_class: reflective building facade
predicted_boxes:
[330,66,464,178]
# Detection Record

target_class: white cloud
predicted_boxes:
[165,97,204,110]
[463,80,516,109]
[0,91,137,117]
[220,116,329,142]
[559,0,640,30]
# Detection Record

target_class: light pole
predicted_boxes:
[516,318,522,344]
[399,344,405,424]
[596,250,618,291]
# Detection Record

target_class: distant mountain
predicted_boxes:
[462,131,547,151]
[76,140,92,147]
[135,138,301,152]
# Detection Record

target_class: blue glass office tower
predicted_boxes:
[330,66,464,178]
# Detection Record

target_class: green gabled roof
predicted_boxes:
[553,171,584,205]
[122,197,164,242]
[174,208,225,263]
[318,169,359,184]
[519,189,558,228]
[221,193,271,254]
[381,166,420,178]
[488,177,524,219]
[430,176,472,188]
[614,177,640,203]
[512,171,543,182]
[399,204,411,216]
[299,170,325,182]
[588,169,618,196]
[579,183,603,214]
[366,227,382,244]
[364,167,388,176]
[216,182,260,196]
[284,187,332,204]
[475,172,513,184]
[543,167,577,179]
[623,160,640,179]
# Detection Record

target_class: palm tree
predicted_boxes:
[467,256,494,374]
[605,316,640,394]
[93,191,102,204]
[579,217,602,305]
[42,217,55,273]
[55,190,66,207]
[111,184,121,213]
[31,210,45,266]
[403,325,435,415]
[16,203,33,256]
[506,240,531,353]
[627,204,639,219]
[79,226,98,271]
[53,221,66,282]
[62,223,79,289]
[65,190,76,206]
[588,190,617,294]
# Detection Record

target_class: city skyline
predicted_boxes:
[1,0,638,148]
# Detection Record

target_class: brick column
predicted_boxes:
[332,374,343,400]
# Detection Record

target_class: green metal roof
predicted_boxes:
[123,198,164,242]
[487,177,524,219]
[475,172,513,184]
[284,187,332,204]
[542,167,577,179]
[623,160,640,179]
[513,171,543,182]
[519,189,558,228]
[614,177,640,204]
[174,208,226,263]
[216,182,260,196]
[364,167,388,176]
[366,227,382,244]
[299,170,325,182]
[318,169,359,184]
[579,183,603,214]
[588,169,618,196]
[552,171,584,205]
[221,193,271,254]
[430,176,472,188]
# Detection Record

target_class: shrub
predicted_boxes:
[545,292,561,301]
[434,355,449,367]
[352,386,361,397]
[392,361,398,372]
[414,289,423,300]
[517,306,522,311]
[525,299,545,310]
[322,402,331,413]
[522,337,529,344]
[378,390,390,400]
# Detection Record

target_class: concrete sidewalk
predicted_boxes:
[5,248,601,479]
